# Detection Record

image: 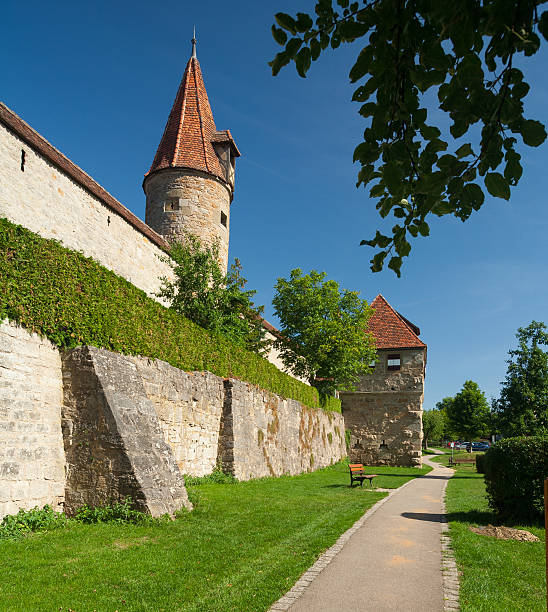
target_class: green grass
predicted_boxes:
[0,461,430,611]
[436,458,545,611]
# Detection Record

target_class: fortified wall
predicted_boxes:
[0,319,345,519]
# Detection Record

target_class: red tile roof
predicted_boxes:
[145,57,239,183]
[368,295,426,349]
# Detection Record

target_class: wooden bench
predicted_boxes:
[449,457,476,467]
[349,464,378,488]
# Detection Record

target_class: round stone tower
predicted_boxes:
[143,37,240,273]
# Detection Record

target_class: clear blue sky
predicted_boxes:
[3,1,548,411]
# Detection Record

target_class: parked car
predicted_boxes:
[471,442,489,452]
[456,442,470,450]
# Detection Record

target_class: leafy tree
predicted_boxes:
[270,1,547,275]
[435,396,456,439]
[272,268,376,395]
[446,380,491,439]
[422,409,445,448]
[157,234,268,354]
[493,321,548,436]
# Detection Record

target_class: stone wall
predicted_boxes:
[0,320,65,517]
[219,379,346,480]
[0,321,344,517]
[144,169,231,273]
[129,357,224,477]
[341,348,425,467]
[62,347,191,516]
[0,117,173,301]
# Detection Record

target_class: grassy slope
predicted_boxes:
[433,453,545,612]
[0,462,430,612]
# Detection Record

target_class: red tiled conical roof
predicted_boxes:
[145,56,239,183]
[368,295,426,349]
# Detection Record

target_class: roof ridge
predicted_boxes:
[172,61,191,167]
[368,294,426,349]
[193,58,210,173]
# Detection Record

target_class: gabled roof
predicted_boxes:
[368,294,426,350]
[145,56,239,184]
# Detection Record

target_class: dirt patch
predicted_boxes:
[469,525,539,542]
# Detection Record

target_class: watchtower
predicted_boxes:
[143,35,240,273]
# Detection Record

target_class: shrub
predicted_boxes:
[475,452,486,474]
[183,469,238,486]
[483,435,548,522]
[0,218,340,413]
[74,497,159,524]
[0,505,68,540]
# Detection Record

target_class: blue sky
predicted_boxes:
[3,0,548,411]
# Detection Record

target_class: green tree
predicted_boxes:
[493,321,548,436]
[446,380,491,439]
[271,2,547,275]
[422,409,445,448]
[157,234,268,354]
[272,268,376,395]
[436,396,456,439]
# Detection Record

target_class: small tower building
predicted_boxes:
[143,36,240,272]
[341,295,427,467]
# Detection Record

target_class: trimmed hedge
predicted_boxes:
[0,218,341,413]
[483,435,548,522]
[475,452,486,474]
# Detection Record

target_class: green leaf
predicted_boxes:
[539,11,548,41]
[383,163,404,194]
[310,38,321,61]
[349,47,372,83]
[418,221,430,237]
[285,38,303,58]
[296,13,313,32]
[295,47,312,77]
[387,256,402,277]
[269,52,291,76]
[462,183,485,210]
[271,26,287,46]
[520,120,547,147]
[275,13,298,35]
[455,143,474,159]
[338,20,369,41]
[369,183,385,198]
[484,173,510,200]
[419,124,441,140]
[370,251,388,273]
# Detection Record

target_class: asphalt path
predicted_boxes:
[287,454,453,612]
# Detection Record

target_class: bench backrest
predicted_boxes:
[349,464,365,474]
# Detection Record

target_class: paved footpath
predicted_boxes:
[285,455,453,612]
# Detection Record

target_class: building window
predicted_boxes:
[220,211,227,227]
[164,199,180,212]
[387,354,401,371]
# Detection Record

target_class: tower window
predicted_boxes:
[220,211,227,227]
[387,354,401,371]
[164,199,180,212]
[21,150,26,172]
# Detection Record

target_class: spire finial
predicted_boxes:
[191,27,197,59]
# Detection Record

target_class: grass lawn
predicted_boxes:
[0,461,430,611]
[431,454,545,611]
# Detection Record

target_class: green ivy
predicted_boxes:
[0,218,341,413]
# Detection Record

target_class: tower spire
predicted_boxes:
[191,27,197,59]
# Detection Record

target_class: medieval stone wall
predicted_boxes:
[219,379,346,480]
[0,120,173,301]
[0,320,65,518]
[0,322,345,518]
[341,347,425,467]
[129,357,224,477]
